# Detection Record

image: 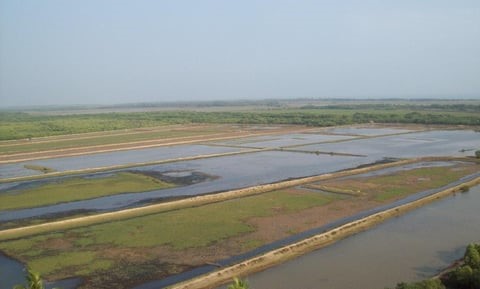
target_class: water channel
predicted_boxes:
[241,184,480,289]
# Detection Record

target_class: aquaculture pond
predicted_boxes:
[296,130,480,158]
[243,184,480,289]
[1,127,479,289]
[0,144,244,179]
[0,151,373,222]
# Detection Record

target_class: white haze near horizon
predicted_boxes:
[1,0,479,107]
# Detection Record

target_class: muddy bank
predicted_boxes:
[135,170,218,186]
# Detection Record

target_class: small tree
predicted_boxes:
[14,268,44,289]
[464,243,480,269]
[227,277,249,289]
[475,150,480,159]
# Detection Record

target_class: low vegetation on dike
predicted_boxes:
[1,102,479,140]
[0,172,175,211]
[0,190,337,289]
[23,165,56,174]
[388,243,480,289]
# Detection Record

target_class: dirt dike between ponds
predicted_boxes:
[167,174,480,289]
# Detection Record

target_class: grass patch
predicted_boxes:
[29,251,100,276]
[242,239,265,251]
[0,189,335,287]
[23,164,56,174]
[0,172,175,210]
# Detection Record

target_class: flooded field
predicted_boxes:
[0,144,244,179]
[245,184,480,289]
[296,130,480,158]
[1,127,479,226]
[0,151,372,222]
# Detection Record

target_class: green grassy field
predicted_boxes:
[0,172,175,211]
[0,189,337,287]
[317,163,479,201]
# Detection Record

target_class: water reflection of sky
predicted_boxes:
[295,130,480,158]
[0,151,374,221]
[0,144,242,179]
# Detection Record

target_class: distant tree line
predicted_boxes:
[302,103,480,113]
[1,105,479,140]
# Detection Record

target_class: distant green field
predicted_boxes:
[0,172,175,211]
[0,189,337,287]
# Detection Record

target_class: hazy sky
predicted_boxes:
[1,0,479,107]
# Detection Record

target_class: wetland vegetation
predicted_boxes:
[0,159,477,289]
[0,172,175,211]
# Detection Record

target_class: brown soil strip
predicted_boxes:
[168,176,480,289]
